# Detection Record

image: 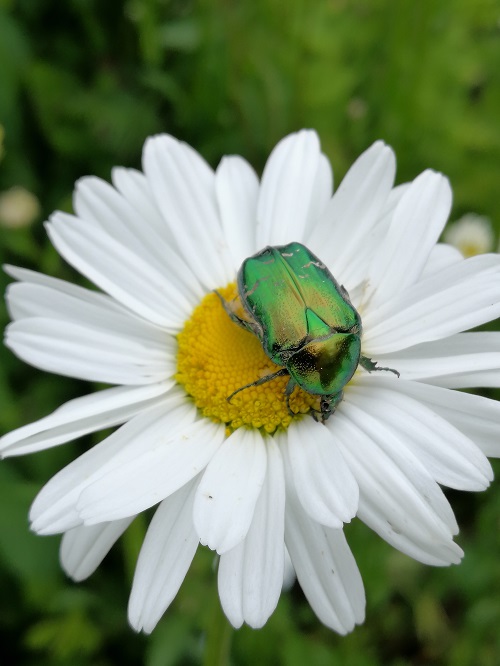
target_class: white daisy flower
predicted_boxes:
[444,213,494,258]
[2,130,500,636]
[0,186,41,229]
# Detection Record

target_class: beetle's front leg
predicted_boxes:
[360,355,400,378]
[284,377,297,418]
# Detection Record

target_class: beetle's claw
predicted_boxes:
[311,408,323,423]
[360,355,400,378]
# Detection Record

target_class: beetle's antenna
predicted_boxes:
[214,290,243,325]
[214,290,259,335]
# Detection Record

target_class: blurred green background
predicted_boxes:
[1,0,500,664]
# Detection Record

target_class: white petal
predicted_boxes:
[5,317,172,385]
[256,130,323,246]
[0,382,172,457]
[194,428,267,554]
[6,281,168,348]
[420,243,463,279]
[337,183,410,300]
[375,332,500,389]
[29,394,195,534]
[363,254,500,354]
[215,155,259,270]
[347,376,493,491]
[75,176,204,305]
[77,419,225,525]
[111,167,167,235]
[378,183,411,220]
[128,478,199,633]
[364,171,452,306]
[304,153,333,234]
[74,177,164,267]
[332,407,462,565]
[47,213,192,329]
[308,141,395,281]
[5,265,143,319]
[283,444,365,634]
[218,438,285,629]
[282,546,296,591]
[374,377,500,458]
[143,134,234,288]
[357,500,463,566]
[284,418,358,528]
[60,517,133,582]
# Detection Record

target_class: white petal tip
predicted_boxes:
[30,522,60,536]
[227,616,244,630]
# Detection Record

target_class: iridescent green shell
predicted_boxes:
[237,242,362,402]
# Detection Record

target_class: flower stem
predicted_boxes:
[202,594,233,666]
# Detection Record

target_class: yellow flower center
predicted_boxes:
[176,284,319,433]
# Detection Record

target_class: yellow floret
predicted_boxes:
[176,284,318,433]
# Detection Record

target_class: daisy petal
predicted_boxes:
[218,438,285,629]
[283,447,365,634]
[77,419,225,525]
[29,395,195,534]
[194,428,267,554]
[339,183,411,301]
[420,243,463,278]
[143,134,233,288]
[257,130,323,246]
[128,478,199,634]
[74,177,167,269]
[60,517,133,582]
[6,281,168,347]
[332,408,462,565]
[358,500,463,566]
[363,254,500,354]
[377,378,500,458]
[308,140,395,280]
[365,170,452,306]
[76,177,205,302]
[5,265,141,316]
[379,183,411,219]
[111,167,167,233]
[47,214,192,328]
[5,317,172,385]
[304,152,333,234]
[282,546,295,590]
[215,155,259,270]
[0,383,172,457]
[348,376,493,491]
[285,418,358,528]
[375,332,500,388]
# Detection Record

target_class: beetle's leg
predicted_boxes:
[312,391,344,423]
[360,355,400,378]
[214,290,259,335]
[227,368,289,403]
[284,377,297,418]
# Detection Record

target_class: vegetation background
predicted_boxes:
[1,0,500,664]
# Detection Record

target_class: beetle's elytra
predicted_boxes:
[217,242,398,423]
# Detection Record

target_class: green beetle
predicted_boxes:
[217,242,398,423]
